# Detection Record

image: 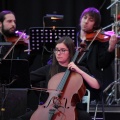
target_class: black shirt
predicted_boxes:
[77,31,115,90]
[30,64,101,102]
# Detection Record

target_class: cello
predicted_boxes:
[30,49,86,120]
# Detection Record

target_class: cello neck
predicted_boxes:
[57,50,80,91]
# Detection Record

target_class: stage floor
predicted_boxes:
[90,104,120,113]
[89,103,120,120]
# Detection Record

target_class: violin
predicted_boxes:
[3,30,30,59]
[5,30,30,45]
[85,30,120,42]
[77,31,120,64]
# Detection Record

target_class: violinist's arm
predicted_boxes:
[108,34,118,52]
[68,62,100,89]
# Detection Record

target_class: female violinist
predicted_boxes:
[77,7,118,92]
[0,10,29,59]
[30,36,101,120]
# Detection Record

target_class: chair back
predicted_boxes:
[82,89,90,113]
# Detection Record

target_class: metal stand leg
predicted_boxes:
[114,44,120,104]
[93,93,105,120]
[0,84,6,120]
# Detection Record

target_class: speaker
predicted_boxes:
[0,88,28,120]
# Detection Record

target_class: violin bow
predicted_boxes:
[3,30,26,59]
[77,29,102,64]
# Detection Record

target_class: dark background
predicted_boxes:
[0,0,112,34]
[0,0,113,70]
[1,1,120,120]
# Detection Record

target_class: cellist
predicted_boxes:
[30,36,101,120]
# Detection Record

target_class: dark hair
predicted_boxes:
[0,10,15,23]
[80,7,101,30]
[50,36,75,77]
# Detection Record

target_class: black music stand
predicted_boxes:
[0,59,30,120]
[0,42,12,61]
[0,59,30,88]
[0,42,12,46]
[43,14,64,27]
[29,27,76,53]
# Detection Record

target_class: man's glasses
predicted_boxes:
[54,49,69,54]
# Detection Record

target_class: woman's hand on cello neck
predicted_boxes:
[68,62,81,73]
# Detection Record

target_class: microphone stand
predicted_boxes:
[104,79,120,105]
[107,0,120,10]
[102,21,120,31]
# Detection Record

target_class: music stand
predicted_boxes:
[29,27,76,53]
[0,42,12,46]
[43,14,64,27]
[0,59,30,120]
[0,42,12,61]
[0,59,30,88]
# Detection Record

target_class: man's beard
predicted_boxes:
[2,26,16,37]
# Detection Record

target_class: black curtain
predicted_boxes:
[0,0,112,71]
[0,0,112,34]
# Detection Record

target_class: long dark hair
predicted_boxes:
[0,10,15,23]
[49,36,75,77]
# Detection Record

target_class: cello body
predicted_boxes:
[30,72,86,120]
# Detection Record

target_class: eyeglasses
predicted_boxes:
[54,49,69,54]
